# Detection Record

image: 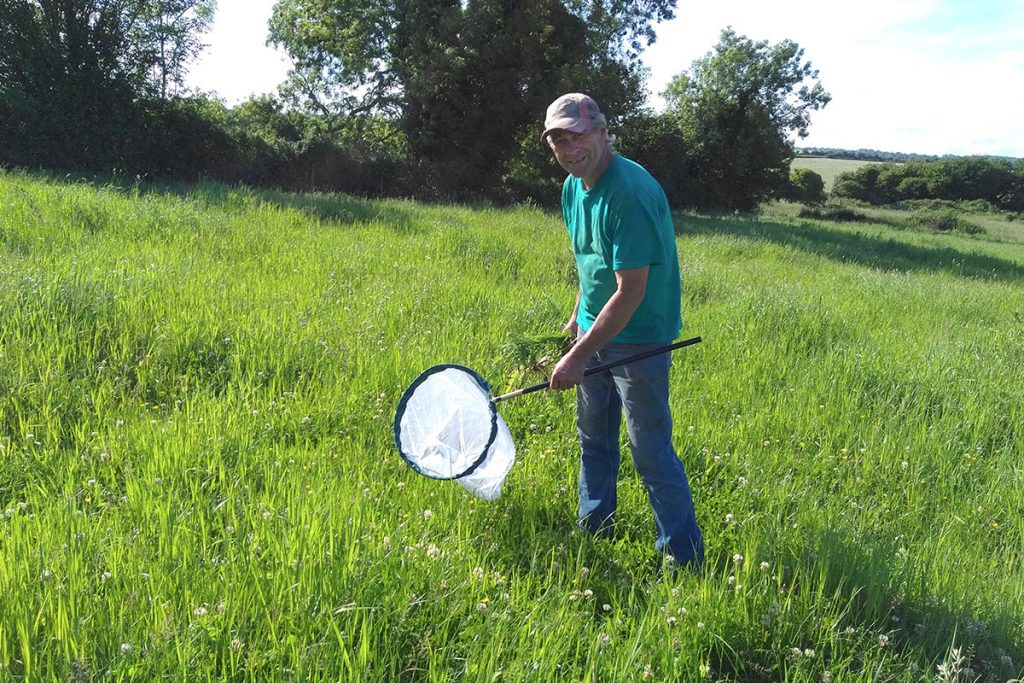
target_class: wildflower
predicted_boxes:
[120,643,132,654]
[476,601,488,613]
[732,553,743,566]
[759,561,769,572]
[727,575,735,585]
[583,589,593,599]
[602,604,612,612]
[737,476,748,486]
[193,606,208,618]
[677,607,687,616]
[472,566,484,580]
[230,638,243,653]
[666,616,677,627]
[597,633,611,647]
[724,513,734,524]
[643,664,655,678]
[426,544,440,558]
[879,634,889,647]
[423,509,433,521]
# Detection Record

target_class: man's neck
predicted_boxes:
[582,149,615,190]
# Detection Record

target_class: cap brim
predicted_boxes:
[542,118,591,141]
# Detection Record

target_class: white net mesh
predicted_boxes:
[395,366,508,484]
[454,413,515,501]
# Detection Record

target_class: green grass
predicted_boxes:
[1,170,1022,681]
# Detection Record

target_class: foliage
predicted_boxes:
[797,204,867,223]
[0,0,215,172]
[786,167,826,204]
[832,157,1024,211]
[663,28,830,212]
[267,0,672,201]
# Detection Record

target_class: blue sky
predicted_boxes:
[186,0,1024,157]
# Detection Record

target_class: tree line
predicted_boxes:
[832,157,1024,212]
[6,1,1019,214]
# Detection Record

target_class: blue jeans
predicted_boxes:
[576,343,704,566]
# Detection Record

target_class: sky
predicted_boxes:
[185,0,1024,158]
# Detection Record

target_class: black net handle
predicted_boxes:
[491,336,702,403]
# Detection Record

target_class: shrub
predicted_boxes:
[787,168,826,204]
[798,205,867,222]
[913,208,961,232]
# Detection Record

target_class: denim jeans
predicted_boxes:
[576,343,704,566]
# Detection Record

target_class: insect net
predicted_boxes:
[393,364,515,501]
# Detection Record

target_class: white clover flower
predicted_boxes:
[597,633,611,647]
[230,638,243,653]
[472,566,484,580]
[193,606,208,618]
[583,589,593,599]
[759,561,769,572]
[120,643,132,654]
[423,509,433,521]
[878,634,890,647]
[426,544,440,558]
[732,553,743,565]
[666,616,677,627]
[724,513,734,524]
[602,604,612,612]
[476,601,488,613]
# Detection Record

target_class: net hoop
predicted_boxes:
[392,364,499,480]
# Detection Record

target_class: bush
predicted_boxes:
[787,167,826,204]
[913,208,961,232]
[798,205,867,222]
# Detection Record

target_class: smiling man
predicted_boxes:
[543,93,704,568]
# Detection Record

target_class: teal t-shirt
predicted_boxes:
[561,154,682,344]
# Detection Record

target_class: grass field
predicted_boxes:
[1,170,1022,681]
[791,157,885,191]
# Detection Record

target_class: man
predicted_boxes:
[543,92,704,568]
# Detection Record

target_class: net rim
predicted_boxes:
[392,363,499,480]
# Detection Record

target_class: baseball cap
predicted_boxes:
[542,93,607,141]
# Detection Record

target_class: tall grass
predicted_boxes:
[1,170,1021,681]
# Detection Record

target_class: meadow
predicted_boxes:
[0,170,1022,682]
[791,158,883,192]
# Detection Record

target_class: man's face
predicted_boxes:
[547,127,608,184]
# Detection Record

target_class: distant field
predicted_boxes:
[792,156,886,190]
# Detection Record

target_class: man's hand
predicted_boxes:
[549,348,588,390]
[562,318,579,339]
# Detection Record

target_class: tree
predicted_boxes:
[0,0,214,170]
[663,28,830,211]
[268,0,674,200]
